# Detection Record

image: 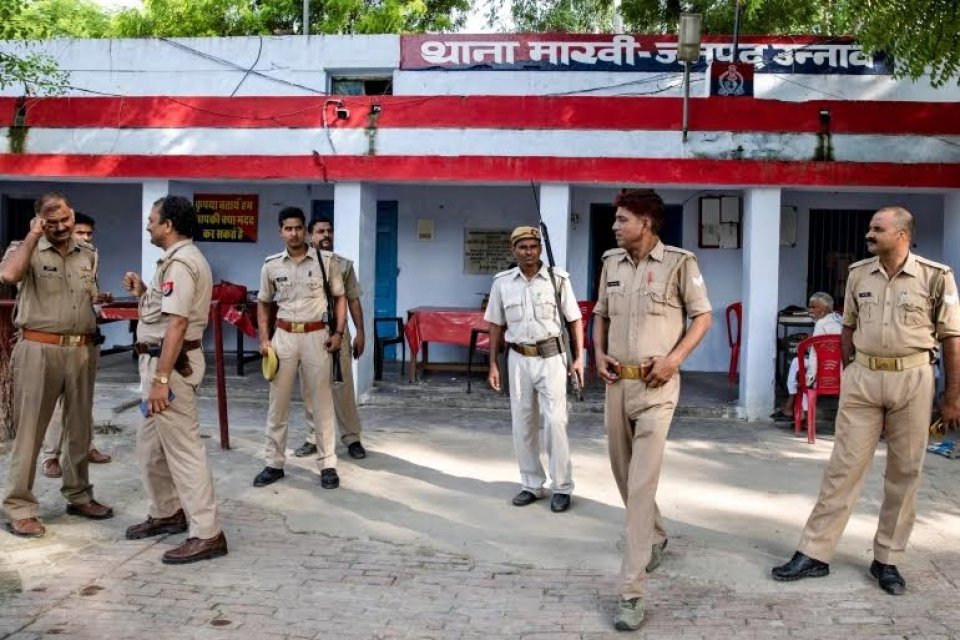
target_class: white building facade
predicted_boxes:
[1,33,958,419]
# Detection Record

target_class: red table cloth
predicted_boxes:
[404,306,489,356]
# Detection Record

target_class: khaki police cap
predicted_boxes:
[511,226,541,245]
[262,346,279,382]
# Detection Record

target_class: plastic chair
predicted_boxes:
[795,334,843,444]
[725,302,742,384]
[577,300,596,378]
[374,317,405,381]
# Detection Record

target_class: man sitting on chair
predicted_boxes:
[774,292,842,421]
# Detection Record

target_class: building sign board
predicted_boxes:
[400,34,890,75]
[193,194,259,243]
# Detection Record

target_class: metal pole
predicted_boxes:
[303,0,309,36]
[682,61,690,143]
[732,0,741,61]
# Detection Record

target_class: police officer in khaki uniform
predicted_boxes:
[773,206,960,595]
[41,212,112,479]
[485,226,583,513]
[592,190,712,631]
[122,195,227,565]
[253,207,347,490]
[294,216,367,460]
[1,193,114,538]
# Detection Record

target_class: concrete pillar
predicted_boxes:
[738,188,782,421]
[140,180,169,282]
[943,193,960,272]
[334,182,376,397]
[538,184,571,270]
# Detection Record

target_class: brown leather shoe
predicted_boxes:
[42,458,62,478]
[162,532,228,565]
[8,517,45,538]
[65,500,114,520]
[87,448,112,464]
[126,510,188,540]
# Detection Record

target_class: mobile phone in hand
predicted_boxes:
[139,389,176,417]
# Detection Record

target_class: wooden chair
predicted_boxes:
[795,334,843,444]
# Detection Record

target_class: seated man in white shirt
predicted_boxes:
[773,292,843,421]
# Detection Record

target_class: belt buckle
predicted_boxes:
[290,322,305,333]
[60,334,82,347]
[523,345,538,357]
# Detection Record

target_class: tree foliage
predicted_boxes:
[107,0,468,37]
[0,0,69,95]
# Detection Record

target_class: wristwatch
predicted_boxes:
[153,373,170,385]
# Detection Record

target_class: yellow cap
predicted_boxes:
[261,346,279,382]
[511,226,541,245]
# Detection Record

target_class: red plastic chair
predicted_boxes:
[577,300,596,378]
[725,302,742,384]
[794,334,843,444]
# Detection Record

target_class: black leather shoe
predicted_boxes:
[347,442,367,459]
[771,551,829,581]
[870,560,906,595]
[511,490,539,506]
[294,442,317,457]
[320,468,339,489]
[550,493,571,513]
[253,467,284,487]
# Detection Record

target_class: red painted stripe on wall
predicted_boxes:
[2,96,959,136]
[1,154,957,188]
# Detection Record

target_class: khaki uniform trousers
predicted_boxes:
[265,328,337,469]
[507,350,574,495]
[138,350,221,540]
[303,325,362,447]
[44,347,100,456]
[798,362,934,565]
[3,340,96,520]
[606,375,679,600]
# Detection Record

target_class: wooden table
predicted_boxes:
[404,306,489,381]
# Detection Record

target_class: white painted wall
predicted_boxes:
[2,35,957,103]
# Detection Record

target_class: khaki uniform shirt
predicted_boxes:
[336,255,361,301]
[2,236,98,334]
[843,253,960,358]
[136,240,213,343]
[484,264,581,344]
[258,247,344,322]
[593,241,712,364]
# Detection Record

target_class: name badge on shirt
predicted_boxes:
[42,266,58,272]
[858,292,872,298]
[608,281,620,287]
[275,276,288,283]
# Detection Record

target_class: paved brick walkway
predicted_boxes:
[2,393,960,639]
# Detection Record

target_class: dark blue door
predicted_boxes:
[374,201,399,356]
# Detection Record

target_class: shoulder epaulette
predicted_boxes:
[494,267,517,279]
[849,256,878,270]
[916,255,952,273]
[663,245,695,259]
[601,248,626,260]
[264,251,284,263]
[549,267,570,279]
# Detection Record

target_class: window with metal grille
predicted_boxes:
[329,76,393,96]
[806,209,874,307]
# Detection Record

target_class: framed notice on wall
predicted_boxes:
[464,229,514,275]
[193,194,259,243]
[698,195,741,249]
